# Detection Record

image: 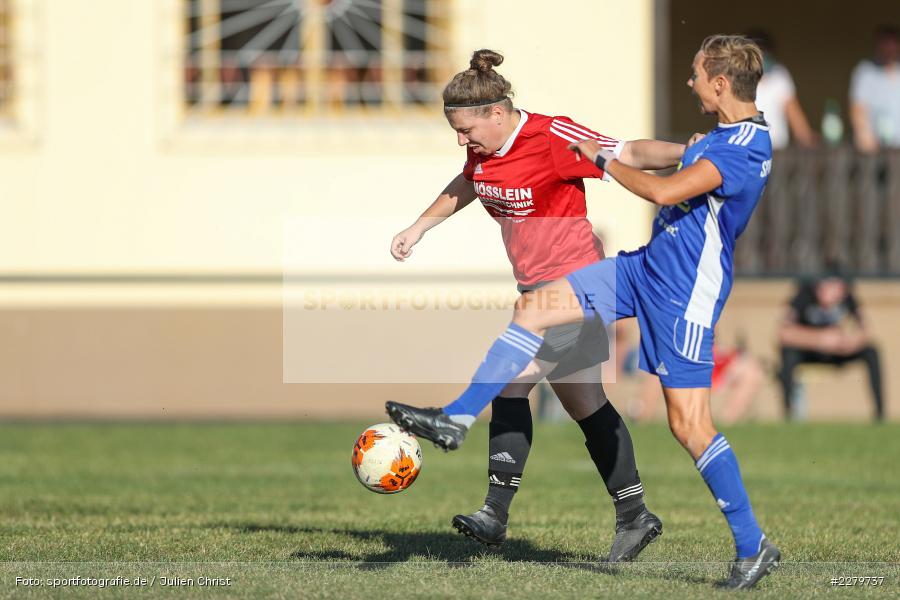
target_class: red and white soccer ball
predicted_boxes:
[352,423,422,494]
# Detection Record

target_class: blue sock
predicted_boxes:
[696,433,765,559]
[443,323,543,419]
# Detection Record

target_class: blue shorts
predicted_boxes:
[565,251,715,388]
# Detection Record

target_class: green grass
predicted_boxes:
[0,422,897,598]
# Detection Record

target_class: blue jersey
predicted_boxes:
[642,115,772,327]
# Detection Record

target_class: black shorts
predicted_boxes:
[518,282,610,380]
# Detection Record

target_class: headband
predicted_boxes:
[443,96,509,109]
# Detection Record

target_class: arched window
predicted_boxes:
[185,0,452,116]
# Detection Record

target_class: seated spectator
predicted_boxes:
[627,341,765,424]
[777,270,884,421]
[748,30,818,150]
[850,25,900,152]
[711,344,766,425]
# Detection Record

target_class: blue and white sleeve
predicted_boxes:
[702,140,750,199]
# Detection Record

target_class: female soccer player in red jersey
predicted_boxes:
[389,49,684,561]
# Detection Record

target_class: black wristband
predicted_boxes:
[594,153,608,171]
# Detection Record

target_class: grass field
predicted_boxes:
[0,421,897,598]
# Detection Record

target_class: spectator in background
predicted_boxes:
[627,341,765,425]
[710,344,766,425]
[850,25,900,152]
[778,270,884,422]
[748,30,817,149]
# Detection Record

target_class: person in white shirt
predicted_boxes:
[850,25,900,152]
[748,30,817,150]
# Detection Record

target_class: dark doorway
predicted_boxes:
[657,0,896,142]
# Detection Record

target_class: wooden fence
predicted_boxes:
[736,149,900,276]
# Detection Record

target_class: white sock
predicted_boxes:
[448,414,476,428]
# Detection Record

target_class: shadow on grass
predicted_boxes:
[222,522,583,566]
[215,522,716,584]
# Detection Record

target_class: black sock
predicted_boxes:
[483,396,532,525]
[860,346,884,420]
[577,399,645,522]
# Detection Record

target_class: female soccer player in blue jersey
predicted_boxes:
[388,35,779,589]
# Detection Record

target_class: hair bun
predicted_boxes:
[469,49,504,73]
[443,49,514,111]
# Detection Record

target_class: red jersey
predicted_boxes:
[462,110,621,285]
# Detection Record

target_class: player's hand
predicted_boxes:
[568,139,602,162]
[390,226,424,261]
[817,327,848,354]
[568,140,616,170]
[839,329,868,354]
[687,132,706,147]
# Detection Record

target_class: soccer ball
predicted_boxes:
[351,423,422,494]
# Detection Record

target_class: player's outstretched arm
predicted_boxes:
[390,173,478,261]
[568,139,722,206]
[618,139,685,170]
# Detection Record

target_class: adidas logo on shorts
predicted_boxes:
[656,362,669,376]
[490,451,516,464]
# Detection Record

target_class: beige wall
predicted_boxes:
[0,0,662,418]
[0,282,895,421]
[0,0,655,278]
